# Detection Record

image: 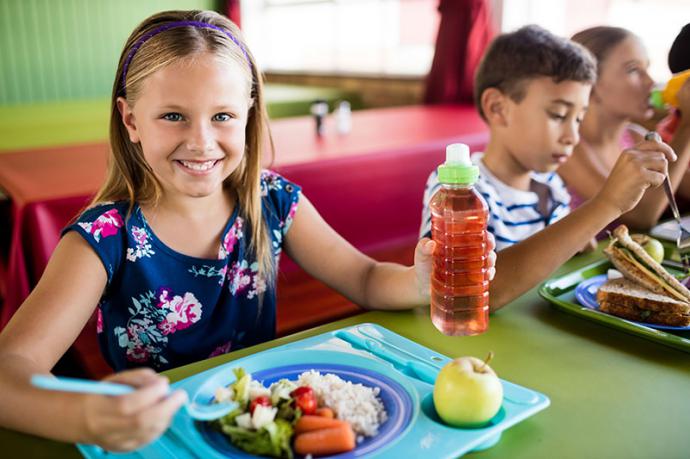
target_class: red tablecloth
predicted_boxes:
[0,104,488,375]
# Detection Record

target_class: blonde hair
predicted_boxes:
[92,10,276,282]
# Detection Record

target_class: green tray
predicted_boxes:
[539,259,690,354]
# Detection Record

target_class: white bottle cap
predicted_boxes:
[445,143,471,165]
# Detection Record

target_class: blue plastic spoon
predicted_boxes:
[334,330,439,384]
[31,374,238,421]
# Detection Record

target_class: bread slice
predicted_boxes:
[599,302,690,327]
[597,278,690,314]
[597,278,690,326]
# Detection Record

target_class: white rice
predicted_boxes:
[297,370,387,438]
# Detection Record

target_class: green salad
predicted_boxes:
[211,368,313,459]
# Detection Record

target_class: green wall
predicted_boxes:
[0,0,221,105]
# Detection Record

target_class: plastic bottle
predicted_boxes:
[429,143,490,336]
[650,68,690,109]
[335,100,351,134]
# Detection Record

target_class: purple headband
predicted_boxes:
[120,20,251,94]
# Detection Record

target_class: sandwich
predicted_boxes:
[598,225,690,326]
[597,278,690,327]
[603,225,690,303]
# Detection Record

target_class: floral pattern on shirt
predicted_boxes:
[272,229,284,255]
[126,226,155,262]
[188,264,227,285]
[218,217,244,259]
[261,170,290,196]
[228,260,266,299]
[113,287,203,367]
[282,201,299,233]
[78,208,124,242]
[156,287,202,334]
[96,306,104,334]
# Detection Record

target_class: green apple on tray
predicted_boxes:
[433,353,503,428]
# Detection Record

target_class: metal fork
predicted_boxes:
[646,131,690,268]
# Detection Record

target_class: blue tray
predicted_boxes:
[77,323,550,458]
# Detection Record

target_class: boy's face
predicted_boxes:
[118,52,251,201]
[500,77,591,173]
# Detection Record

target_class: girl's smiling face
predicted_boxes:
[117,52,252,201]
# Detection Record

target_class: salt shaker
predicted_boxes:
[335,101,351,135]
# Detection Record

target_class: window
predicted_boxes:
[240,0,439,76]
[242,0,689,81]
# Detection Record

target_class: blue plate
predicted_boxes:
[169,350,419,459]
[575,274,690,331]
[197,362,414,458]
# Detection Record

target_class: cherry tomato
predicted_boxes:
[249,395,272,414]
[290,386,317,415]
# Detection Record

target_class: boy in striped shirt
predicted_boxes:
[420,25,676,310]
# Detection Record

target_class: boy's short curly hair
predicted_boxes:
[474,25,597,120]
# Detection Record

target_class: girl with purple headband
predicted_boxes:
[0,9,496,451]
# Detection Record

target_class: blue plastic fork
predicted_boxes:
[31,374,238,421]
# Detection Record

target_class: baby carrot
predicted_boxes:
[294,423,356,456]
[314,407,335,418]
[294,415,346,434]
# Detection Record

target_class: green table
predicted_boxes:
[0,84,362,152]
[2,248,689,458]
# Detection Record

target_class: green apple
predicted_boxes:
[643,238,664,264]
[632,234,664,264]
[433,354,503,427]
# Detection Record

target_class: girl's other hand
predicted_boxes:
[82,368,187,452]
[414,232,497,301]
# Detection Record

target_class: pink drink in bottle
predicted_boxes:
[429,143,490,335]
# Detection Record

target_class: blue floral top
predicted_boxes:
[63,171,301,372]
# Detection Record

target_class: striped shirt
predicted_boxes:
[420,153,571,251]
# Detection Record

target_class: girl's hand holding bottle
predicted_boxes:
[81,368,187,452]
